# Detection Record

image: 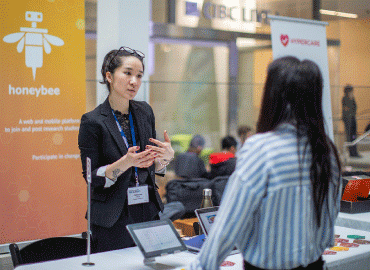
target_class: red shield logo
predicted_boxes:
[280,34,289,47]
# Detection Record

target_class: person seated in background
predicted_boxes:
[237,125,252,148]
[174,134,209,179]
[209,136,237,179]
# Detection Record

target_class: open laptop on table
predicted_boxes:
[183,206,239,255]
[126,219,188,270]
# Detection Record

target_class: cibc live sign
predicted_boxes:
[184,1,276,25]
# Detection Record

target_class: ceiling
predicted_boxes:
[322,0,370,19]
[85,0,370,22]
[256,0,370,20]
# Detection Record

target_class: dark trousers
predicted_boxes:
[91,204,135,253]
[343,116,359,157]
[91,196,159,253]
[244,257,324,270]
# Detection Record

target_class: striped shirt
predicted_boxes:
[188,123,341,270]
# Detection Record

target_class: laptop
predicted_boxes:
[183,206,239,254]
[126,219,188,270]
[195,206,219,237]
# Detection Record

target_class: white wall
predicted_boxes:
[96,0,150,104]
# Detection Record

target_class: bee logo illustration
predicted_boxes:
[3,11,64,80]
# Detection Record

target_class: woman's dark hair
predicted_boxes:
[256,56,341,226]
[100,48,145,92]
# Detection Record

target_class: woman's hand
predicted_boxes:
[105,146,156,182]
[147,130,175,162]
[124,146,157,168]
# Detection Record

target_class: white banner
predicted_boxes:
[269,15,333,140]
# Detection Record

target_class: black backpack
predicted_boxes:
[165,178,214,217]
[211,176,230,206]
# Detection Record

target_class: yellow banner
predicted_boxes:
[0,0,86,244]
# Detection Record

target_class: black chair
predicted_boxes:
[165,178,214,218]
[211,176,230,206]
[9,237,87,268]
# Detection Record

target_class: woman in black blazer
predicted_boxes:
[78,47,174,253]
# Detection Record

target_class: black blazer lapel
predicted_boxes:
[130,101,147,151]
[101,98,128,155]
[130,101,156,177]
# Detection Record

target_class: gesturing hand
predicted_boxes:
[124,146,157,168]
[146,130,174,161]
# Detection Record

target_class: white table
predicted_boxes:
[15,246,243,270]
[324,226,370,270]
[335,212,370,232]
[16,226,370,270]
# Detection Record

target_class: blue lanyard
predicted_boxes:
[112,110,139,186]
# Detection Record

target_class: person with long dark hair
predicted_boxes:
[78,47,174,252]
[188,56,342,270]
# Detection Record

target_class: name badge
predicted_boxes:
[127,185,149,205]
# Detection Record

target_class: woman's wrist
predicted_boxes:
[158,156,174,167]
[106,156,129,181]
[106,164,121,182]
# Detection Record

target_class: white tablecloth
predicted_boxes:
[15,246,244,270]
[16,226,370,270]
[324,226,370,270]
[335,211,370,232]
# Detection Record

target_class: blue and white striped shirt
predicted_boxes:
[188,123,341,270]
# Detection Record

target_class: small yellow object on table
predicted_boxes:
[330,246,349,251]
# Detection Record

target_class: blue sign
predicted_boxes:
[186,1,199,16]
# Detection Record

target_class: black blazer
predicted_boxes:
[78,98,164,228]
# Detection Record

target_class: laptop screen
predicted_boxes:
[195,206,219,236]
[126,219,187,259]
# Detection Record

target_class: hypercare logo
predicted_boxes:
[280,34,320,47]
[3,11,64,80]
[280,34,289,47]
